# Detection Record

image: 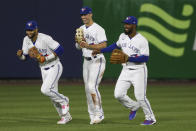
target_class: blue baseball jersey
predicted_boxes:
[22,33,60,68]
[116,33,149,69]
[79,23,107,57]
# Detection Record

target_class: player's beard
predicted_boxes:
[28,32,36,39]
[124,28,133,35]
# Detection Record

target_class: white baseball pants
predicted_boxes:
[114,66,156,121]
[40,61,69,117]
[83,57,105,121]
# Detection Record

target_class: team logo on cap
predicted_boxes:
[126,17,131,20]
[28,23,32,27]
[81,8,86,12]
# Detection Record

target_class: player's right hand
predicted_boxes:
[75,36,86,44]
[92,49,101,56]
[16,50,23,57]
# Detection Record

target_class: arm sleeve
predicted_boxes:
[116,34,123,48]
[46,36,64,56]
[97,28,107,44]
[128,55,149,62]
[140,38,149,56]
[22,38,29,55]
[128,38,150,63]
[54,45,64,56]
[100,43,120,53]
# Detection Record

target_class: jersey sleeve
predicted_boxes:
[22,38,30,55]
[45,36,60,51]
[140,38,149,56]
[96,28,107,44]
[116,34,122,48]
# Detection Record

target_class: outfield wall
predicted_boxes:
[83,0,196,79]
[0,0,83,78]
[0,0,196,79]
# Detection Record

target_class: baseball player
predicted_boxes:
[93,16,156,125]
[75,7,107,124]
[16,20,71,124]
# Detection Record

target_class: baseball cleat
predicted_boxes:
[141,120,156,125]
[91,115,104,124]
[90,119,94,125]
[129,110,137,120]
[57,112,72,124]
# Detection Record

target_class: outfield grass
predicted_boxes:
[0,83,196,131]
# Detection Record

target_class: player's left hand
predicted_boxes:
[92,49,101,56]
[110,49,129,64]
[36,55,45,63]
[28,47,45,63]
[79,41,89,48]
[28,47,39,58]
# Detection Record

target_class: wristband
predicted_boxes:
[45,53,55,61]
[19,55,26,60]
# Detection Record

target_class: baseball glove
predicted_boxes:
[110,49,129,64]
[75,28,84,43]
[28,47,39,58]
[28,47,45,63]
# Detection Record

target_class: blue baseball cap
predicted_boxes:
[25,20,38,30]
[122,16,138,25]
[80,7,92,15]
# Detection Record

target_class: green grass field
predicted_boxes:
[0,83,196,131]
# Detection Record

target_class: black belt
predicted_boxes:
[128,68,136,70]
[84,56,97,61]
[44,65,54,70]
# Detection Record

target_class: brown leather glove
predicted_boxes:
[28,47,45,63]
[75,28,84,44]
[110,49,129,64]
